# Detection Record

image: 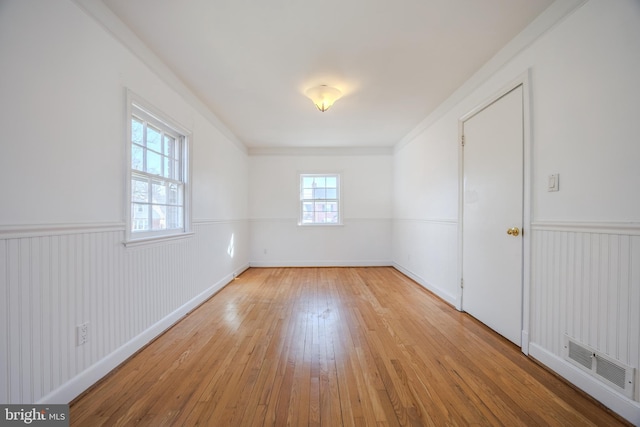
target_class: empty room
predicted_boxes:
[1,0,638,425]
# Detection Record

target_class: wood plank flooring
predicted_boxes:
[70,267,629,426]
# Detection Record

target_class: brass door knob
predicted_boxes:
[507,227,520,237]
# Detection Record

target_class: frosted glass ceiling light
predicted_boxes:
[305,85,342,112]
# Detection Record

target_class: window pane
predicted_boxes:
[132,177,149,202]
[166,206,183,229]
[302,189,313,200]
[162,156,180,180]
[163,156,171,179]
[164,135,175,156]
[302,202,313,223]
[152,205,166,230]
[168,183,183,205]
[147,151,161,175]
[131,145,144,171]
[152,180,166,204]
[299,174,340,225]
[314,211,327,223]
[132,118,144,145]
[302,177,315,188]
[173,159,181,180]
[129,104,188,238]
[147,125,162,152]
[132,204,149,232]
[325,201,338,212]
[313,188,326,199]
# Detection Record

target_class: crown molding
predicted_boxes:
[71,0,247,155]
[248,146,393,156]
[395,0,587,153]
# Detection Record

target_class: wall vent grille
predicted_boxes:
[596,357,626,389]
[563,335,635,399]
[568,340,592,369]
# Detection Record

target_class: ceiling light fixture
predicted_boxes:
[305,85,342,112]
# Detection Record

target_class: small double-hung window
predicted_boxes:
[299,174,341,225]
[127,95,191,243]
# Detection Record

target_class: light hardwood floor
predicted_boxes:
[70,267,630,426]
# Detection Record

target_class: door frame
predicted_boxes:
[456,70,532,354]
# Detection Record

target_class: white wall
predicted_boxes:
[392,114,460,306]
[249,151,392,266]
[393,0,640,422]
[2,0,638,423]
[0,0,249,404]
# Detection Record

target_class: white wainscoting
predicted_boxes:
[530,221,640,423]
[392,219,459,307]
[0,220,249,404]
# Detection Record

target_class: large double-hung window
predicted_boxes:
[126,94,191,243]
[299,174,341,225]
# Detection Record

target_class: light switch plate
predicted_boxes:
[548,174,559,192]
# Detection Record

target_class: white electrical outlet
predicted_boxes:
[77,322,89,346]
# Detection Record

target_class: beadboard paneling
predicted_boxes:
[531,223,640,401]
[0,220,249,404]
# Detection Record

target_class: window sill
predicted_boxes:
[124,232,195,248]
[297,223,344,227]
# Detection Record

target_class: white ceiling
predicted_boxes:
[101,0,555,149]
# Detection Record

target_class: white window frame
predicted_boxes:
[125,91,192,245]
[299,173,342,226]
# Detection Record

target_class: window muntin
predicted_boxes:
[127,100,189,241]
[300,174,341,225]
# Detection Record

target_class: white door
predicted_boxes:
[462,85,524,345]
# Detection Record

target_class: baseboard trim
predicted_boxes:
[529,343,640,425]
[249,260,393,267]
[392,263,457,308]
[36,264,249,405]
[521,331,530,355]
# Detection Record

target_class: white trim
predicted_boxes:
[521,71,533,358]
[457,114,464,312]
[529,343,640,426]
[194,218,250,225]
[393,218,458,226]
[297,223,345,228]
[125,89,193,244]
[249,218,392,223]
[298,173,342,226]
[71,0,247,154]
[458,71,532,355]
[123,232,195,248]
[0,218,252,239]
[249,146,393,156]
[248,218,298,223]
[0,222,125,239]
[531,221,640,235]
[395,0,586,154]
[36,263,249,405]
[521,330,529,355]
[393,263,458,308]
[250,260,392,268]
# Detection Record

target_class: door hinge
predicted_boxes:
[460,278,464,288]
[461,135,465,146]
